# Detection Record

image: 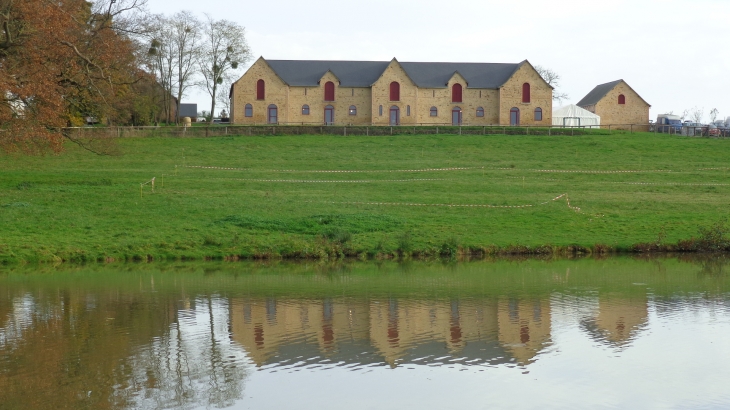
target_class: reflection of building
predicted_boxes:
[369,298,499,366]
[230,298,371,365]
[581,294,648,347]
[230,297,550,368]
[497,298,552,365]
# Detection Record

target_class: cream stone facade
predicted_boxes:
[577,80,650,131]
[231,57,553,126]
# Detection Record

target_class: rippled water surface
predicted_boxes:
[2,258,730,409]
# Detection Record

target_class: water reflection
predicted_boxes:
[1,258,730,409]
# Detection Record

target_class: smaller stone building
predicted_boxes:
[577,80,650,130]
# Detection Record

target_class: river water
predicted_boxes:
[1,257,729,409]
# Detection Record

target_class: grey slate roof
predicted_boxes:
[266,60,390,87]
[264,59,523,89]
[400,61,521,88]
[576,80,623,107]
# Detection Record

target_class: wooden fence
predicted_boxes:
[64,124,657,139]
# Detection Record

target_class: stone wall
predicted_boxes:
[232,58,555,126]
[286,71,373,126]
[593,81,650,130]
[498,63,553,126]
[231,58,289,124]
[370,60,419,125]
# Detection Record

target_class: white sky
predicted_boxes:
[148,0,730,122]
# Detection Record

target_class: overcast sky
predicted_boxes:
[149,0,730,122]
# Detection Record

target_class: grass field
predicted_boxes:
[1,132,729,263]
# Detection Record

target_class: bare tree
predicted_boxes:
[198,15,251,123]
[145,15,176,124]
[534,65,569,105]
[680,109,689,121]
[691,106,704,124]
[169,11,202,124]
[215,78,233,118]
[709,108,719,124]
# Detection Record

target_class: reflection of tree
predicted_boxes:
[0,288,249,410]
[697,257,729,278]
[122,295,249,410]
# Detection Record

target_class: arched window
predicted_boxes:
[522,83,530,103]
[534,107,543,121]
[430,106,438,117]
[452,83,462,103]
[618,94,626,104]
[256,79,265,100]
[406,105,411,116]
[390,81,400,101]
[476,107,484,117]
[245,104,253,117]
[302,105,309,115]
[510,107,520,126]
[267,104,277,124]
[452,107,462,125]
[349,105,357,116]
[379,105,383,116]
[324,81,335,101]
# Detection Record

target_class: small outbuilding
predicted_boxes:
[577,79,650,131]
[552,104,600,127]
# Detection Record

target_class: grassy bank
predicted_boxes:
[1,132,729,263]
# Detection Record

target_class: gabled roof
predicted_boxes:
[577,79,651,107]
[576,80,622,107]
[263,59,523,89]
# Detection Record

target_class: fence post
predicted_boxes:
[366,126,369,136]
[630,124,633,134]
[548,128,551,136]
[436,127,438,134]
[391,127,393,135]
[344,126,347,136]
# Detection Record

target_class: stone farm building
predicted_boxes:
[230,57,553,126]
[577,80,650,130]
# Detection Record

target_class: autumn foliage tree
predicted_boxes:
[0,0,147,154]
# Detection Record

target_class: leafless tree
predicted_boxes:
[144,15,176,124]
[142,12,202,124]
[680,109,689,121]
[534,65,569,105]
[691,106,704,124]
[169,11,202,124]
[709,108,719,124]
[216,78,233,118]
[198,15,251,123]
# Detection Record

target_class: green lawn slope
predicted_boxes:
[1,132,728,263]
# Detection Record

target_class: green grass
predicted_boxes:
[1,132,729,263]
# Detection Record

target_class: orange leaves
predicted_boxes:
[0,0,143,154]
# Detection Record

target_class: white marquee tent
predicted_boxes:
[552,104,601,127]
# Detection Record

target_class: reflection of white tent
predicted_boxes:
[552,104,600,127]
